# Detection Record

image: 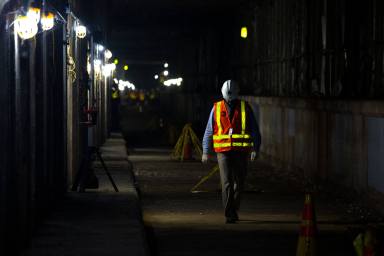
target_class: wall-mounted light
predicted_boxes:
[154,74,159,80]
[123,65,129,71]
[97,45,104,51]
[40,12,55,31]
[75,25,87,39]
[102,63,116,77]
[114,59,119,65]
[164,62,169,68]
[27,7,41,24]
[163,70,169,76]
[14,15,38,39]
[94,59,102,74]
[104,49,112,59]
[240,27,248,39]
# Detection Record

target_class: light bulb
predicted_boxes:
[41,12,55,31]
[14,15,38,39]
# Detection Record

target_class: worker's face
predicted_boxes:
[223,89,238,103]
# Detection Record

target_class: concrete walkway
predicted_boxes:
[21,134,149,256]
[130,148,374,256]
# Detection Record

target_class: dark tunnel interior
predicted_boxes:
[0,0,384,255]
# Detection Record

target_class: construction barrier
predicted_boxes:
[296,193,317,256]
[190,165,219,193]
[171,123,202,161]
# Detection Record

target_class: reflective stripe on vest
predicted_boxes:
[213,100,252,151]
[216,101,223,135]
[213,142,254,148]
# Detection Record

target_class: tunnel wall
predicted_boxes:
[213,0,384,99]
[0,1,68,253]
[244,96,384,202]
[0,2,112,254]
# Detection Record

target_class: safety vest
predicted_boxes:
[213,100,253,153]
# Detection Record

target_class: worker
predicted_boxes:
[202,80,261,224]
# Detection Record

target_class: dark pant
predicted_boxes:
[217,151,248,219]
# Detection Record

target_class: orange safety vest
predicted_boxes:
[213,100,253,153]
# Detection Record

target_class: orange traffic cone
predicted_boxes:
[183,141,192,160]
[353,227,377,256]
[296,193,317,256]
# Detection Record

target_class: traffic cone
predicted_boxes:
[296,193,317,256]
[182,141,192,160]
[353,227,377,256]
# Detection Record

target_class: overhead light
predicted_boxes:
[27,7,41,24]
[114,58,119,65]
[163,70,169,76]
[240,27,248,39]
[104,49,112,59]
[97,45,104,51]
[75,25,87,39]
[40,12,55,31]
[154,74,159,80]
[164,62,169,68]
[118,80,135,91]
[123,65,129,71]
[14,15,38,39]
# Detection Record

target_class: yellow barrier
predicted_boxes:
[171,123,202,161]
[190,165,219,193]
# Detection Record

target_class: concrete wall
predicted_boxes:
[244,96,384,196]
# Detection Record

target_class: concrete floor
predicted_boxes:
[130,148,371,256]
[21,135,149,256]
[19,134,382,256]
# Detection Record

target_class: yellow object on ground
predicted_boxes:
[171,123,202,161]
[190,165,219,193]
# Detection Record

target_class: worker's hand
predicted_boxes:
[250,151,258,162]
[201,154,209,164]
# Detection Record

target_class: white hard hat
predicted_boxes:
[221,80,239,102]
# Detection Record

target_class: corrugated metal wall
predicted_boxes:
[243,0,384,98]
[0,1,67,253]
[0,1,12,252]
[0,2,111,253]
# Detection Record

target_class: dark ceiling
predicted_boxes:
[79,0,251,89]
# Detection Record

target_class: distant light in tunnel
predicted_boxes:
[104,49,112,59]
[114,59,119,65]
[124,65,129,71]
[14,15,38,39]
[118,80,135,91]
[94,59,102,74]
[102,63,116,77]
[241,27,248,39]
[75,25,87,38]
[154,74,159,80]
[164,62,169,68]
[94,59,102,66]
[40,12,55,31]
[163,77,183,87]
[163,70,169,76]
